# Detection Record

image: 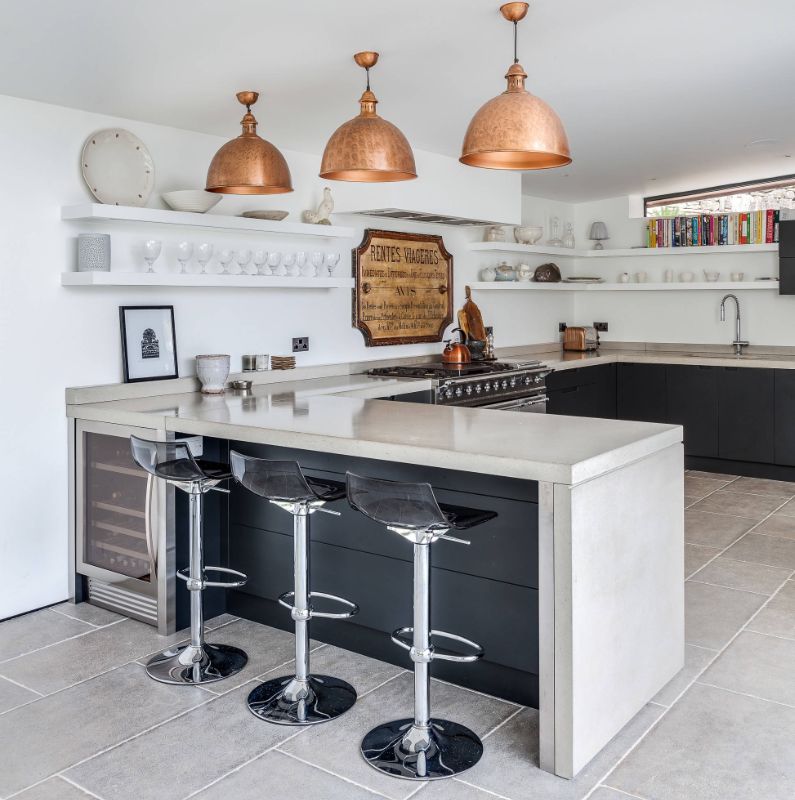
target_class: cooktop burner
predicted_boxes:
[368,361,538,379]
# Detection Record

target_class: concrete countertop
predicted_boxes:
[67,371,681,487]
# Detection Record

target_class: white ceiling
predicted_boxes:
[2,0,794,202]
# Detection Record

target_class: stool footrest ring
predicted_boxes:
[177,566,248,590]
[391,627,484,663]
[278,591,359,620]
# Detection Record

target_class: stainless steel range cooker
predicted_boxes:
[368,360,553,412]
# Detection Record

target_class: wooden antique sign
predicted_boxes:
[353,229,453,346]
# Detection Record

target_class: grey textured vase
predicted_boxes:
[77,233,111,271]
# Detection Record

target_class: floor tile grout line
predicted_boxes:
[59,773,108,800]
[453,776,515,799]
[275,749,395,799]
[0,618,127,666]
[589,562,795,797]
[50,606,105,628]
[694,679,795,711]
[180,728,309,800]
[0,673,44,697]
[596,784,650,800]
[430,675,522,708]
[686,492,795,580]
[685,578,776,597]
[481,704,525,741]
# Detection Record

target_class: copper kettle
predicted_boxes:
[442,328,472,365]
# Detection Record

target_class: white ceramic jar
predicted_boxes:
[196,354,230,394]
[479,266,497,282]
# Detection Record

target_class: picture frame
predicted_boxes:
[119,305,178,383]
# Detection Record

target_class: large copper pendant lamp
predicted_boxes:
[206,91,292,194]
[320,52,417,182]
[460,2,571,170]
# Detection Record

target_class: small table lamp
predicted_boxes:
[588,221,609,250]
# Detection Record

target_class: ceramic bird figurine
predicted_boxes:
[302,187,334,224]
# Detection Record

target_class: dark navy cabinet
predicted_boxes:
[666,365,719,457]
[717,367,774,463]
[546,363,616,418]
[774,370,795,466]
[617,363,667,422]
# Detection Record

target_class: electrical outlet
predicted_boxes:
[593,322,608,332]
[558,322,567,332]
[292,337,309,352]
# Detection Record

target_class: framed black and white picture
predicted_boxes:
[119,305,178,383]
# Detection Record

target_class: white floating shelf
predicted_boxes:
[61,272,354,289]
[469,281,779,292]
[61,203,356,240]
[468,242,779,258]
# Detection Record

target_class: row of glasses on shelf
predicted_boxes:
[142,240,342,277]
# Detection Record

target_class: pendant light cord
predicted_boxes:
[513,21,519,64]
[365,67,371,91]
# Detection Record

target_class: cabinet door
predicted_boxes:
[546,382,599,417]
[775,370,795,466]
[594,363,617,419]
[666,365,719,457]
[617,363,667,422]
[718,367,774,462]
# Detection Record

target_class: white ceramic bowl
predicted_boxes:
[514,225,544,245]
[703,271,720,282]
[196,354,230,394]
[162,190,222,214]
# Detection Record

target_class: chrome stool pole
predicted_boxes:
[130,436,248,685]
[347,472,496,781]
[231,452,358,725]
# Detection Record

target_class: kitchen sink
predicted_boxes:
[684,353,795,361]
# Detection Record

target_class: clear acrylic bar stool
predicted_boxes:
[130,436,248,685]
[346,471,497,781]
[230,452,358,725]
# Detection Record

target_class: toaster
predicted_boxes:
[563,325,600,352]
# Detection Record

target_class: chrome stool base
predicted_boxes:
[361,717,483,780]
[247,674,357,725]
[145,642,248,685]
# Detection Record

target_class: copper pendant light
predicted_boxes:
[206,91,292,194]
[320,52,417,182]
[460,2,571,170]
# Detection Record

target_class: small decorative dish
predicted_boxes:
[241,210,289,221]
[229,379,253,392]
[162,190,222,213]
[563,277,604,283]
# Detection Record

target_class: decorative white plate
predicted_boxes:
[81,129,154,206]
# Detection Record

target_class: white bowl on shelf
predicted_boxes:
[162,190,222,214]
[514,225,544,245]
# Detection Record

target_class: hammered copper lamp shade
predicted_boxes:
[320,52,416,182]
[206,92,293,194]
[460,3,571,171]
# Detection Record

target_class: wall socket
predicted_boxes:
[292,337,309,352]
[558,322,567,332]
[593,322,609,332]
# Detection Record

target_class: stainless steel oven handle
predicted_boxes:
[144,473,157,577]
[481,394,548,411]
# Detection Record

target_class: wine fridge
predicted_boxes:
[72,419,177,633]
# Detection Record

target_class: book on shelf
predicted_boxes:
[646,210,779,248]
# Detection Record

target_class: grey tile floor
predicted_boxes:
[1,470,794,799]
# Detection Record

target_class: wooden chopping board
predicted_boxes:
[463,285,486,341]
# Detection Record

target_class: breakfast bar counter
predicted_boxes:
[66,370,684,779]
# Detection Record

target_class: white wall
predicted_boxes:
[567,195,791,345]
[0,94,568,619]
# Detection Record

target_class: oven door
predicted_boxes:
[479,394,548,413]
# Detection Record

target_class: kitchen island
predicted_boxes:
[66,369,684,779]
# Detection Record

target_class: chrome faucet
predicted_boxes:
[720,294,749,356]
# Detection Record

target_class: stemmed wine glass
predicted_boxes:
[236,249,252,275]
[296,251,309,277]
[283,252,298,277]
[176,241,193,274]
[218,249,233,275]
[143,240,162,273]
[253,249,269,276]
[311,251,324,278]
[267,251,282,276]
[196,243,213,274]
[325,251,341,276]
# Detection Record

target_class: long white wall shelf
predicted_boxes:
[61,203,356,239]
[61,272,354,289]
[468,242,779,258]
[470,281,779,292]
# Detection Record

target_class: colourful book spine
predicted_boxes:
[766,210,774,244]
[775,210,780,243]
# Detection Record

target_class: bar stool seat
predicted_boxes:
[347,472,497,781]
[130,437,248,686]
[231,453,358,725]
